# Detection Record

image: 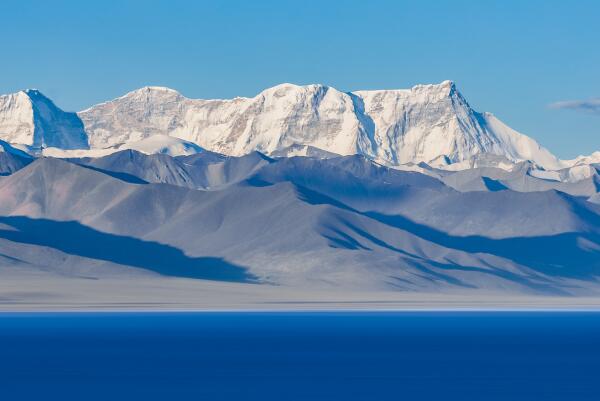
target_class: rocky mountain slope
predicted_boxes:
[0,151,599,295]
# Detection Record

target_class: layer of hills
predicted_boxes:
[0,147,599,295]
[0,82,599,295]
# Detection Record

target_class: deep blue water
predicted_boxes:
[1,312,599,400]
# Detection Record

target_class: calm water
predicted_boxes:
[1,312,599,400]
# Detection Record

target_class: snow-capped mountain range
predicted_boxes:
[1,81,595,173]
[1,81,600,295]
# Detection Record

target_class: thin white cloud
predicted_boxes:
[549,98,600,115]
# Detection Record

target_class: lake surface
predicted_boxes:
[0,312,599,400]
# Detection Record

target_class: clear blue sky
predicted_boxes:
[1,0,598,157]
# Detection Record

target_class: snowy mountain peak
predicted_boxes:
[564,151,600,167]
[412,79,455,93]
[120,86,184,101]
[0,89,88,151]
[127,86,182,96]
[141,86,180,92]
[257,82,334,100]
[351,81,562,169]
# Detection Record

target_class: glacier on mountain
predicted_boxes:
[75,81,565,169]
[1,81,593,173]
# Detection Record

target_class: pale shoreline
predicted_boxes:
[2,273,600,312]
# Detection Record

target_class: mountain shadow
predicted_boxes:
[363,211,600,280]
[294,183,600,280]
[0,216,256,283]
[482,176,508,191]
[76,163,149,184]
[0,152,33,176]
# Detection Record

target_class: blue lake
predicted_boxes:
[0,312,599,400]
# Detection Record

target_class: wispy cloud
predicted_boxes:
[549,98,600,115]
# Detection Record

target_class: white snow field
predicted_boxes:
[0,82,599,309]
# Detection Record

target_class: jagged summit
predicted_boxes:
[350,79,455,92]
[0,89,88,151]
[139,86,180,92]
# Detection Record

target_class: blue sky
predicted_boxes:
[0,0,598,157]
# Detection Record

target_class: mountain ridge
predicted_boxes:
[0,81,590,171]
